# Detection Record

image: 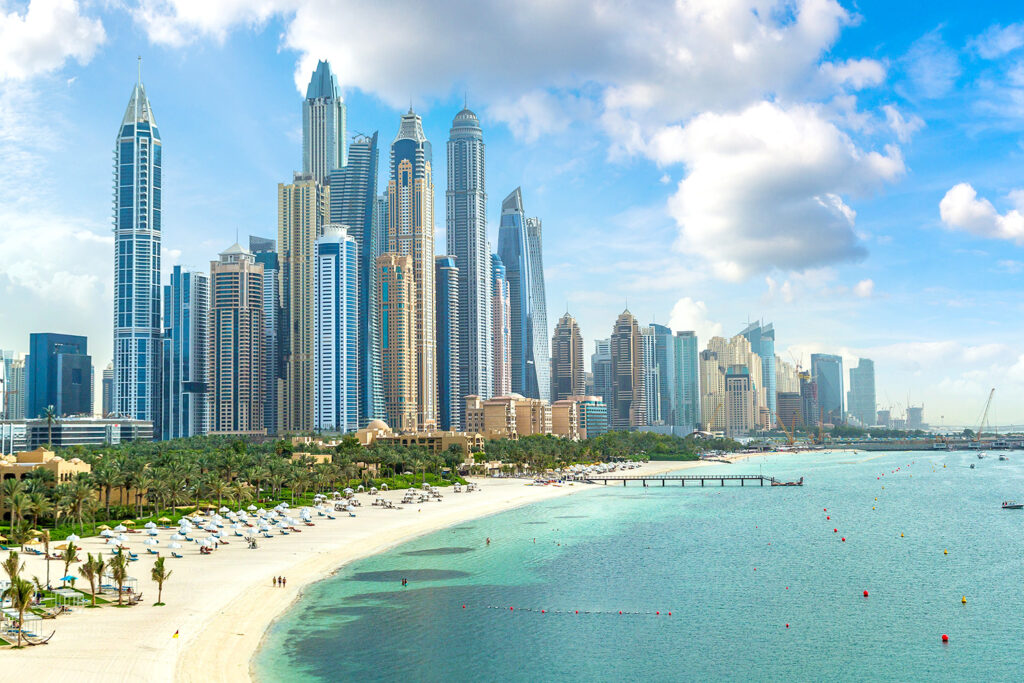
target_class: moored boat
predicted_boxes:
[1002,501,1023,509]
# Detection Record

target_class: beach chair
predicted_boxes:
[147,548,158,555]
[326,514,336,520]
[234,530,244,537]
[172,552,183,559]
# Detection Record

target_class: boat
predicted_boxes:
[771,476,804,487]
[978,452,986,459]
[1002,501,1023,509]
[970,464,975,469]
[1000,455,1009,461]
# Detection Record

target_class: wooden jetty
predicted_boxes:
[582,474,802,487]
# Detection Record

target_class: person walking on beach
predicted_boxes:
[283,577,287,588]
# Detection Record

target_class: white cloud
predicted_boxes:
[668,297,722,347]
[661,102,903,280]
[971,23,1024,60]
[131,0,281,48]
[902,29,961,99]
[882,104,924,143]
[820,58,886,90]
[939,183,1024,244]
[853,278,874,298]
[0,0,106,80]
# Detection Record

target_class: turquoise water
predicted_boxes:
[254,451,1024,681]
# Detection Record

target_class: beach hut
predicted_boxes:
[54,588,85,609]
[102,573,138,595]
[1,607,42,637]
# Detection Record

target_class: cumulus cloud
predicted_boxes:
[902,29,961,99]
[0,0,106,80]
[970,23,1024,60]
[820,58,886,90]
[661,102,904,279]
[882,104,924,142]
[668,297,722,346]
[853,279,874,297]
[939,183,1024,244]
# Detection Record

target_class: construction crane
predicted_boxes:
[777,415,796,446]
[705,400,725,434]
[976,387,995,442]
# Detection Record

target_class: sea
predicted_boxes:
[253,450,1024,681]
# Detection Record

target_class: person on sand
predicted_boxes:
[283,577,287,587]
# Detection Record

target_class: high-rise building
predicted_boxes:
[906,406,924,430]
[0,350,20,419]
[811,353,844,424]
[648,325,674,426]
[550,313,585,402]
[724,364,757,437]
[377,253,417,432]
[497,188,548,401]
[160,266,209,439]
[209,243,264,434]
[101,362,114,417]
[739,321,776,423]
[113,71,162,427]
[699,349,726,432]
[329,132,383,425]
[314,227,359,433]
[705,335,767,427]
[591,338,612,407]
[6,358,25,420]
[387,109,437,429]
[551,395,609,440]
[640,326,661,425]
[278,173,329,432]
[435,256,461,430]
[776,356,800,394]
[847,358,876,427]
[876,409,891,428]
[609,310,646,429]
[302,60,346,184]
[447,107,492,405]
[250,236,282,435]
[800,371,819,427]
[26,333,93,419]
[491,253,511,397]
[672,331,700,431]
[777,392,803,432]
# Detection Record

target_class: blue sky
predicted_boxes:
[3,0,1024,425]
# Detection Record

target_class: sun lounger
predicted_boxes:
[172,552,183,558]
[147,548,158,555]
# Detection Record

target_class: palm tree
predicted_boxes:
[7,492,29,533]
[68,480,94,531]
[2,550,24,583]
[61,542,79,586]
[27,492,51,530]
[78,552,105,607]
[92,463,121,522]
[1,478,24,525]
[42,404,58,446]
[109,552,128,606]
[3,577,34,647]
[151,556,172,606]
[38,529,51,587]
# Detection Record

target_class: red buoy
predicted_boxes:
[656,611,660,615]
[462,605,466,609]
[942,634,949,643]
[786,623,789,628]
[827,516,830,520]
[668,612,672,615]
[841,537,846,542]
[824,508,827,511]
[575,610,578,614]
[619,611,622,615]
[834,528,837,533]
[863,590,869,597]
[541,610,546,613]
[510,607,513,611]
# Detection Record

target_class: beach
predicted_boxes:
[8,459,702,681]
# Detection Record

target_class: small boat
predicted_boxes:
[1002,501,1023,509]
[978,452,986,459]
[1000,455,1009,461]
[970,464,975,469]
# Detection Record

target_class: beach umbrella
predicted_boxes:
[106,538,121,546]
[158,517,172,523]
[219,506,229,513]
[147,530,159,536]
[168,542,182,549]
[343,488,353,494]
[345,505,355,512]
[98,525,112,531]
[29,529,43,536]
[247,504,257,511]
[116,534,129,542]
[101,530,114,538]
[67,534,80,542]
[281,502,289,508]
[122,520,136,525]
[170,534,185,541]
[60,575,76,582]
[114,524,127,532]
[144,522,157,529]
[54,543,68,550]
[380,483,388,490]
[144,538,158,546]
[25,538,41,545]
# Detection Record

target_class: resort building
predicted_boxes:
[551,395,609,440]
[0,447,91,483]
[464,394,551,440]
[354,419,485,458]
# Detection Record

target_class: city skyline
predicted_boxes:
[4,2,1024,424]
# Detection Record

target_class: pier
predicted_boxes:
[582,474,800,487]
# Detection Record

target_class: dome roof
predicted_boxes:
[366,419,391,432]
[451,107,481,130]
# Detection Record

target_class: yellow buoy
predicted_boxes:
[875,497,877,501]
[962,596,967,604]
[872,506,876,510]
[944,549,948,555]
[900,533,904,538]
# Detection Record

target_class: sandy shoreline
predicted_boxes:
[8,459,705,682]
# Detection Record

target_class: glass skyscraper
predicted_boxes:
[26,333,92,419]
[491,253,511,397]
[672,331,700,430]
[435,255,461,430]
[250,236,282,435]
[739,321,776,424]
[303,60,346,184]
[329,132,383,425]
[314,227,359,433]
[161,266,209,439]
[811,353,844,424]
[847,358,876,427]
[113,74,162,426]
[446,107,492,403]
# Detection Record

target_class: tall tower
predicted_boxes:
[491,253,511,397]
[329,132,383,425]
[113,69,162,428]
[550,312,584,401]
[672,331,700,430]
[610,310,646,429]
[278,174,329,432]
[314,226,359,433]
[435,256,460,430]
[446,107,491,404]
[847,358,876,427]
[250,236,282,436]
[387,109,437,429]
[739,321,776,424]
[640,326,660,426]
[377,253,418,431]
[811,353,844,424]
[525,216,549,402]
[209,243,264,434]
[161,266,209,439]
[591,339,612,407]
[302,60,347,184]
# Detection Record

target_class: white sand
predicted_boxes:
[8,460,704,681]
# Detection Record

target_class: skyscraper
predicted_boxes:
[387,109,437,429]
[314,226,359,433]
[26,334,93,418]
[705,335,767,428]
[497,188,548,401]
[672,331,700,430]
[113,71,162,426]
[811,353,844,424]
[739,321,776,424]
[377,253,417,431]
[847,358,876,427]
[209,243,264,434]
[610,310,646,429]
[491,253,511,397]
[591,338,612,407]
[302,60,347,184]
[446,107,492,404]
[0,350,17,419]
[550,313,585,402]
[329,132,383,425]
[724,364,757,437]
[699,349,726,432]
[250,236,282,435]
[435,256,461,430]
[161,266,209,439]
[6,358,25,420]
[278,173,329,432]
[101,362,114,417]
[648,324,674,426]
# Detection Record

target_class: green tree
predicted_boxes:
[77,552,106,607]
[3,577,34,647]
[109,551,129,606]
[61,542,79,586]
[42,404,58,446]
[151,556,172,606]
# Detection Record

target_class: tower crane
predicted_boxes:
[976,388,995,442]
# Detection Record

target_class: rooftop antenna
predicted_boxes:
[137,56,142,85]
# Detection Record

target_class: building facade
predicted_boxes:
[811,353,844,424]
[302,60,346,184]
[435,255,461,430]
[26,333,92,419]
[250,237,282,435]
[672,331,700,430]
[739,321,776,424]
[551,395,608,440]
[491,253,511,397]
[724,364,757,437]
[314,227,359,433]
[640,325,661,426]
[388,109,437,429]
[209,244,264,434]
[329,132,384,426]
[800,372,819,427]
[592,338,612,408]
[464,394,551,440]
[101,362,114,417]
[161,266,209,439]
[847,358,876,427]
[776,392,803,432]
[113,74,162,426]
[550,313,585,402]
[699,349,727,432]
[609,310,646,429]
[446,108,492,406]
[6,358,25,421]
[377,253,418,432]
